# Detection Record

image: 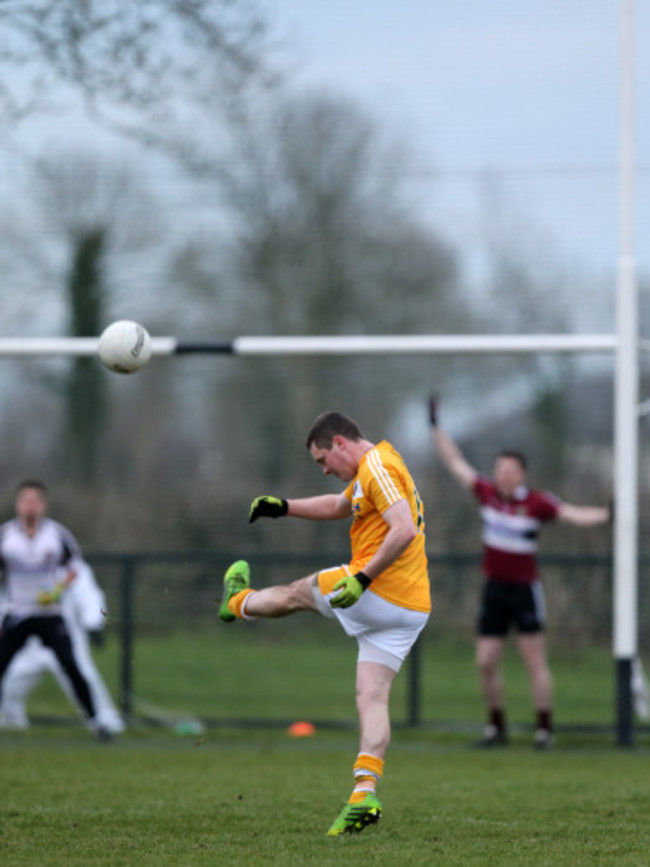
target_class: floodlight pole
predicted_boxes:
[613,0,638,747]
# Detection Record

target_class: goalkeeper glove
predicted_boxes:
[37,584,65,606]
[428,393,439,427]
[249,495,289,523]
[330,572,372,609]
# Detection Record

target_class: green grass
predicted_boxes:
[2,730,650,865]
[4,624,650,864]
[23,622,616,729]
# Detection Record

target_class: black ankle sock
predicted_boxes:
[490,708,506,733]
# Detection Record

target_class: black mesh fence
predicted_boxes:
[83,548,650,739]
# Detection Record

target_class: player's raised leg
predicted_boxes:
[217,560,251,622]
[218,560,319,622]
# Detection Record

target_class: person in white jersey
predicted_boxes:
[0,560,124,734]
[0,480,109,739]
[429,397,610,749]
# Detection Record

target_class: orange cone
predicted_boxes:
[288,720,316,737]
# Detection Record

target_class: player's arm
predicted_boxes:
[330,499,417,609]
[428,395,477,489]
[287,493,352,521]
[432,428,478,489]
[359,499,417,579]
[249,493,351,523]
[60,525,83,583]
[38,527,82,604]
[556,502,611,527]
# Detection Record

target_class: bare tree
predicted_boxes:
[210,93,461,491]
[223,94,459,337]
[475,176,571,335]
[429,176,595,491]
[25,152,164,482]
[0,0,275,169]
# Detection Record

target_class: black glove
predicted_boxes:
[249,495,289,523]
[428,393,439,427]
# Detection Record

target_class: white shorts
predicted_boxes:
[312,566,429,672]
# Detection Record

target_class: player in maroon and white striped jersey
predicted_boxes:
[429,396,610,749]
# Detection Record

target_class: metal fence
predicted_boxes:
[80,548,650,739]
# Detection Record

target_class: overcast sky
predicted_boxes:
[271,1,649,277]
[2,2,647,286]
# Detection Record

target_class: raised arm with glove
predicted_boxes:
[249,496,288,523]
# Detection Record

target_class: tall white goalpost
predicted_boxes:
[613,0,638,747]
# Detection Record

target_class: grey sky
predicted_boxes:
[272,1,649,275]
[2,1,647,291]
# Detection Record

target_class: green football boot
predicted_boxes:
[217,560,250,622]
[326,793,382,836]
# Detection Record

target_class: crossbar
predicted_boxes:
[0,333,618,358]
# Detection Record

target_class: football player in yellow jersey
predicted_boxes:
[218,411,430,836]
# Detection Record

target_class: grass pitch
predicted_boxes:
[20,624,617,729]
[2,623,645,864]
[2,729,650,866]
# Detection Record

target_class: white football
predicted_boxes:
[98,320,152,374]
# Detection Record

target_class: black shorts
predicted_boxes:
[0,614,96,719]
[477,580,546,637]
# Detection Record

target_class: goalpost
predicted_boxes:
[0,1,638,745]
[613,0,638,746]
[0,326,639,744]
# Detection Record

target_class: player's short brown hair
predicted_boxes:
[16,479,48,495]
[495,450,528,470]
[305,412,364,450]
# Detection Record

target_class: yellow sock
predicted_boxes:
[349,790,370,804]
[228,589,255,619]
[349,753,384,800]
[353,753,384,784]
